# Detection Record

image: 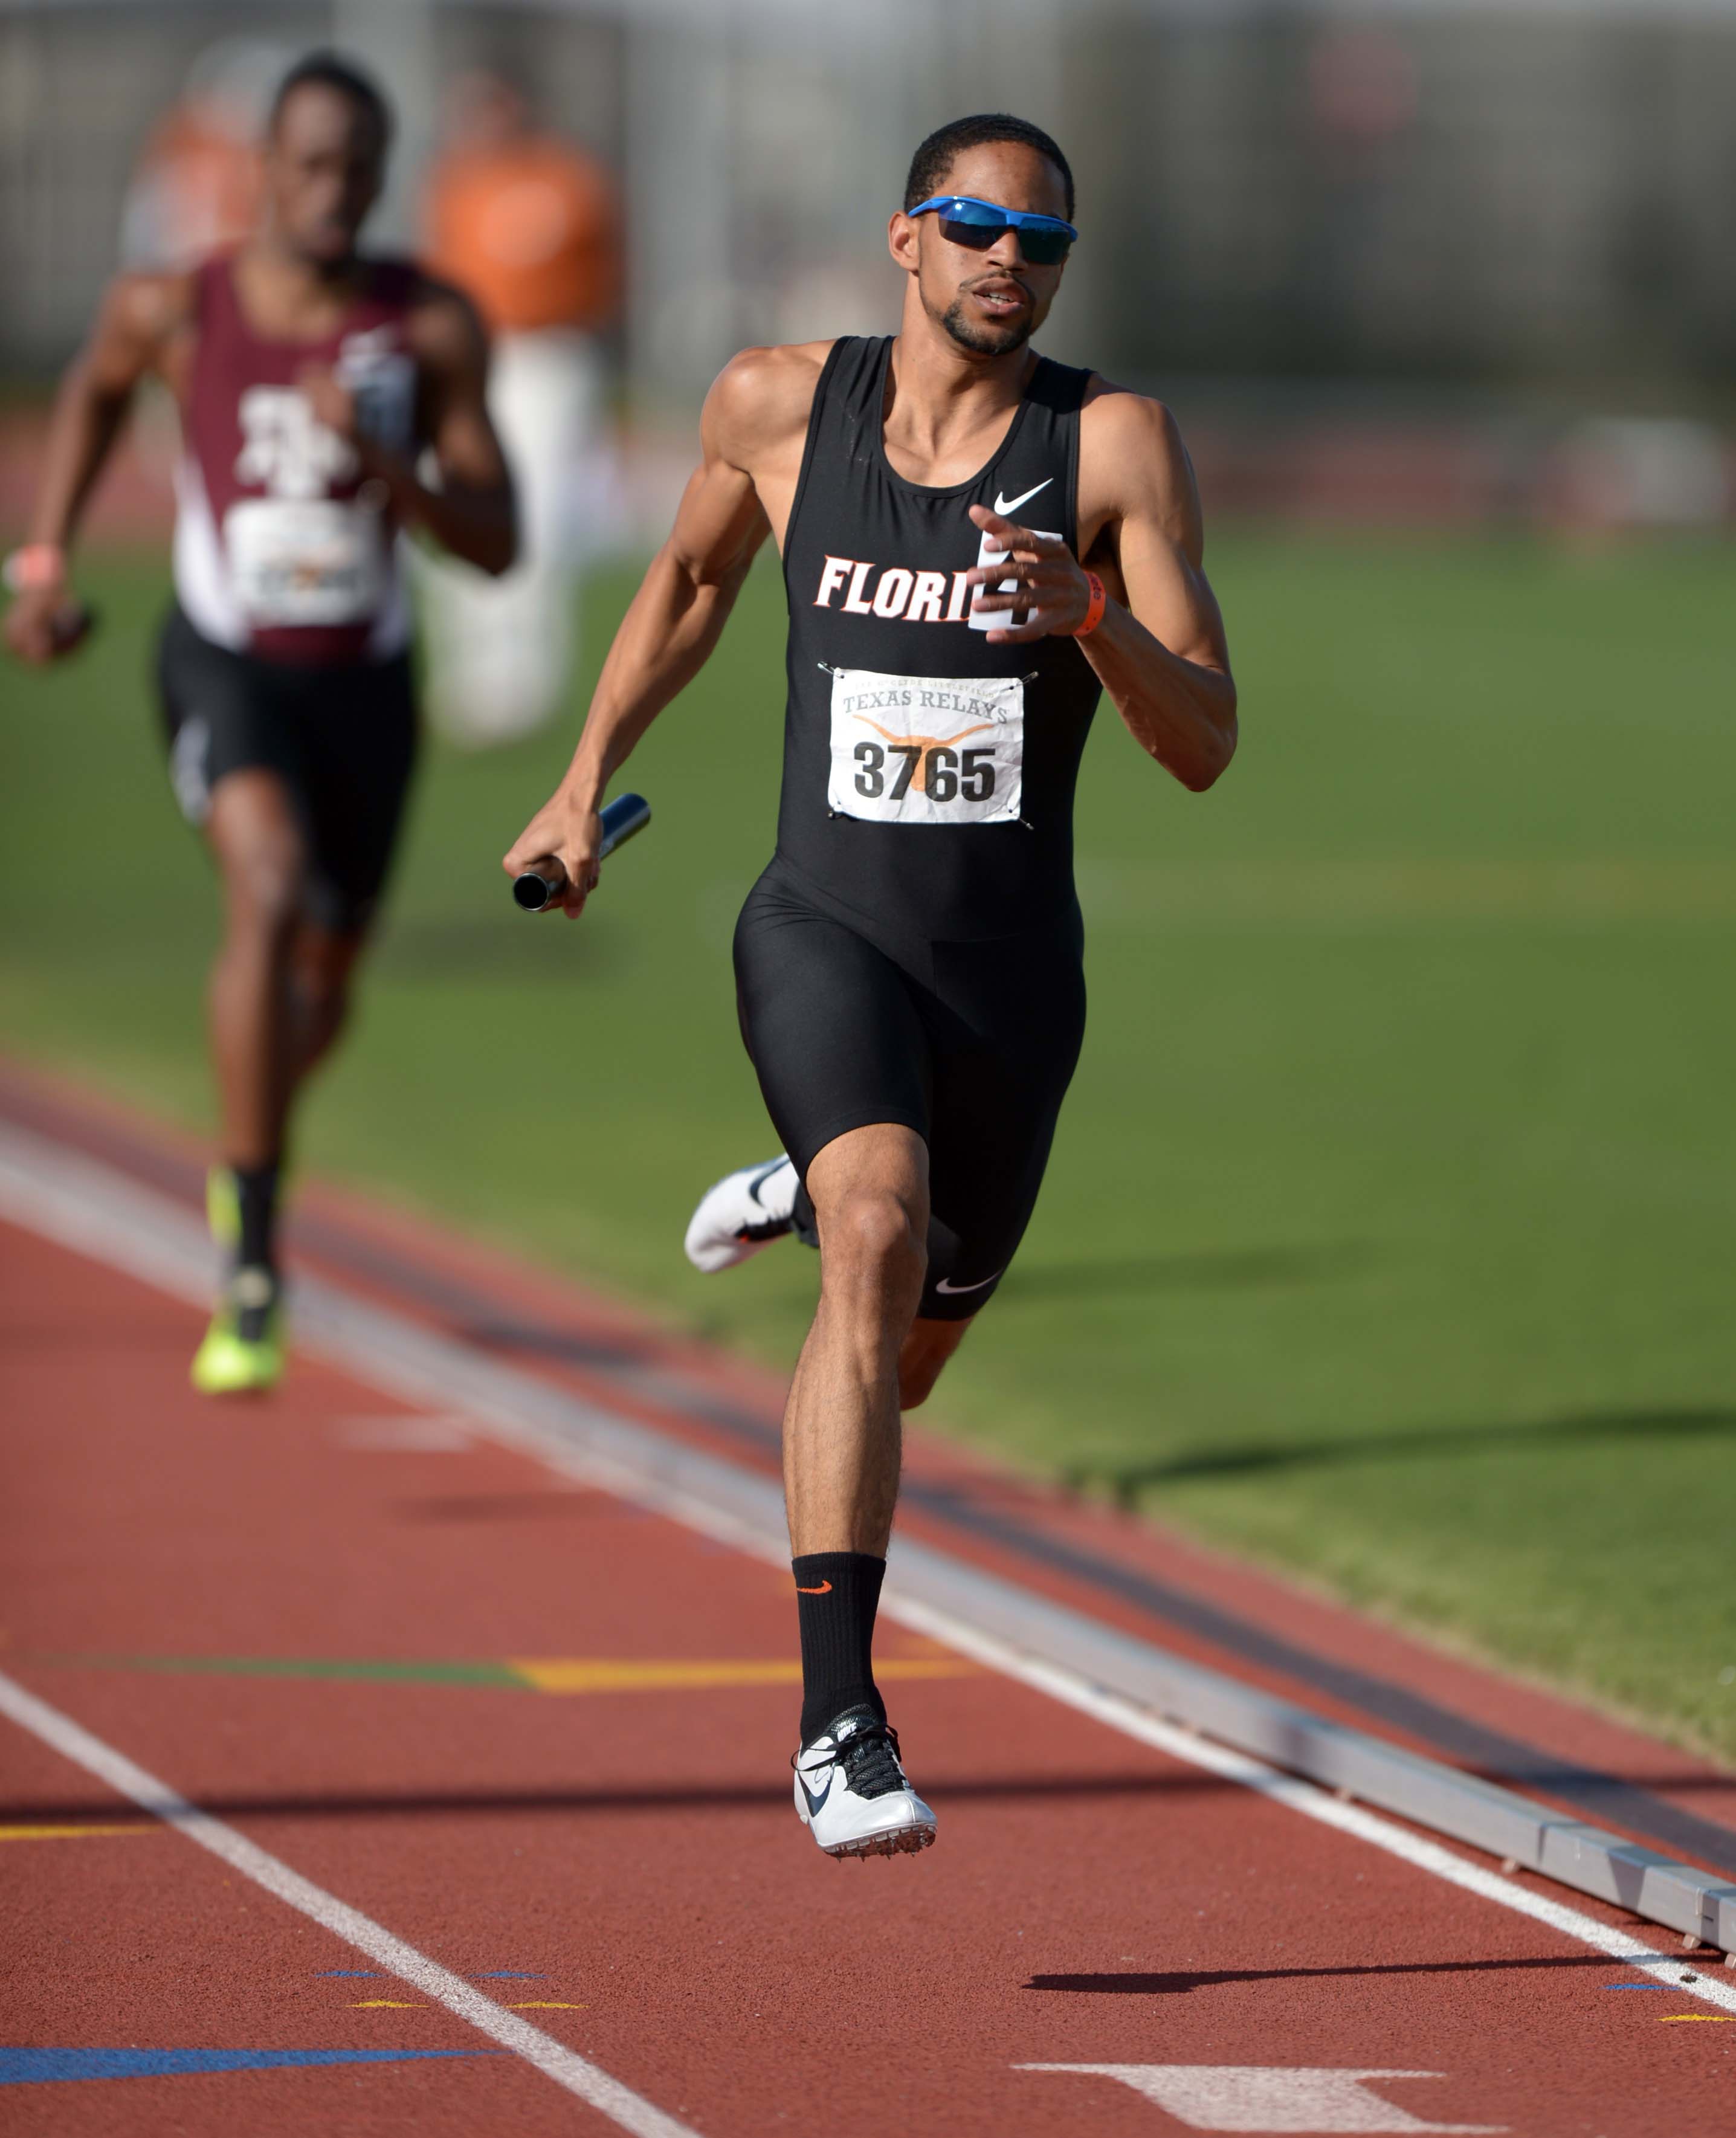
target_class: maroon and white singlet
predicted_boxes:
[173,253,421,666]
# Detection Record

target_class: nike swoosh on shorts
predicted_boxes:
[992,477,1053,519]
[934,1271,1004,1295]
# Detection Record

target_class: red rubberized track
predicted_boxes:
[3,1088,1734,2133]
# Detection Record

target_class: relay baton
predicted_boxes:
[51,601,97,656]
[512,792,652,911]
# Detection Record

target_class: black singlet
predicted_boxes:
[775,334,1101,945]
[733,335,1102,1318]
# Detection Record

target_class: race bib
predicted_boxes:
[826,667,1024,827]
[225,498,385,627]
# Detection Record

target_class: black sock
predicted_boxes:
[231,1160,282,1275]
[791,1182,819,1251]
[794,1551,886,1745]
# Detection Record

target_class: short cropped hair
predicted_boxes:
[269,50,394,147]
[904,114,1074,221]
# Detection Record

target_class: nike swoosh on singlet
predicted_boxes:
[934,1271,1004,1295]
[992,477,1053,519]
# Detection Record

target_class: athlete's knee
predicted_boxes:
[220,838,306,940]
[300,973,352,1061]
[294,931,363,1062]
[898,1318,970,1410]
[208,776,306,938]
[898,1357,944,1410]
[821,1186,928,1305]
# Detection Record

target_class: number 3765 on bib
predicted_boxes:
[825,667,1025,828]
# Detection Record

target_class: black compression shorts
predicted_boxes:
[733,858,1086,1320]
[156,604,418,935]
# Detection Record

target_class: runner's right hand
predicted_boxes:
[4,586,92,665]
[503,792,603,920]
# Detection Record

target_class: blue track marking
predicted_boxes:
[0,2047,495,2085]
[313,1969,544,1980]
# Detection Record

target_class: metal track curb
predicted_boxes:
[2,1120,1731,1960]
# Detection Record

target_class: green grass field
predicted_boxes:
[5,539,1735,1762]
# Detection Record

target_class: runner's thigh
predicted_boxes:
[296,654,419,935]
[734,871,931,1182]
[917,923,1087,1314]
[155,604,305,832]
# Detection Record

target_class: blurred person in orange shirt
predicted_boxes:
[421,71,621,745]
[120,40,292,268]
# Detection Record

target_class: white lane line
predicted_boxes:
[0,1671,697,2137]
[883,1596,1736,2013]
[2,1122,1732,2020]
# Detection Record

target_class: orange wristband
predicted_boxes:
[4,543,66,594]
[1069,570,1106,638]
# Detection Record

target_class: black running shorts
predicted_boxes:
[733,858,1086,1321]
[156,604,418,935]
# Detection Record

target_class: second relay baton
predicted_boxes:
[512,792,652,911]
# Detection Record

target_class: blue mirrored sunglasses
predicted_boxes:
[906,194,1077,266]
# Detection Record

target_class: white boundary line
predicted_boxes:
[1,1120,1732,2028]
[883,1600,1736,2012]
[0,1669,697,2135]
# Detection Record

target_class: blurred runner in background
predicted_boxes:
[4,51,515,1396]
[421,70,621,746]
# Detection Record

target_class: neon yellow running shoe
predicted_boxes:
[205,1164,241,1255]
[190,1265,285,1396]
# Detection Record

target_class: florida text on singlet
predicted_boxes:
[173,253,421,665]
[778,335,1102,943]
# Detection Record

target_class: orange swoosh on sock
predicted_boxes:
[795,1580,833,1595]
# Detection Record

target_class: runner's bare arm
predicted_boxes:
[503,345,821,919]
[298,282,515,576]
[4,272,190,665]
[964,392,1236,793]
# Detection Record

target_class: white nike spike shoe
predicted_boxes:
[793,1707,937,1860]
[684,1155,800,1273]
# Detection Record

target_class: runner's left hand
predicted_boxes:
[963,505,1092,644]
[297,365,359,444]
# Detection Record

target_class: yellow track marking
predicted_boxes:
[353,1995,582,2011]
[508,1656,973,1694]
[30,1649,976,1696]
[1658,2014,1736,2022]
[0,1823,151,1841]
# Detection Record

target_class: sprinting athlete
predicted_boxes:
[505,113,1236,1857]
[5,53,514,1394]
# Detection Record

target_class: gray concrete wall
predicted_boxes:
[3,0,1735,412]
